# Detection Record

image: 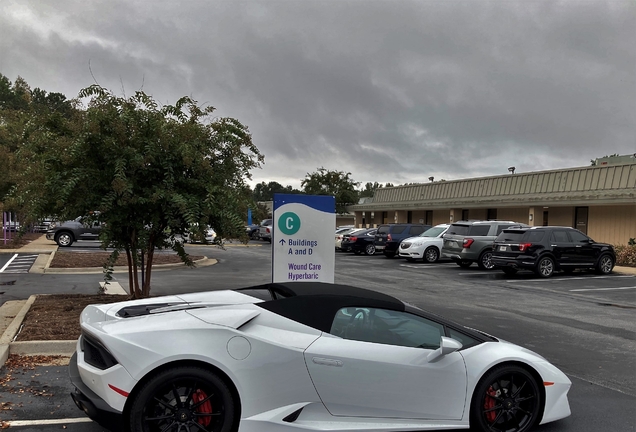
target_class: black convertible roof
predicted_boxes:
[236,282,405,333]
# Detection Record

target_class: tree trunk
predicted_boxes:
[142,243,155,297]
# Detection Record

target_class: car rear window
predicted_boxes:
[468,225,490,236]
[447,224,470,235]
[496,231,526,242]
[377,225,390,234]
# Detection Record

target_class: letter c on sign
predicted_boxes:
[278,212,301,235]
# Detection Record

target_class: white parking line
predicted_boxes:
[6,417,93,426]
[569,286,636,292]
[506,275,634,283]
[0,254,18,272]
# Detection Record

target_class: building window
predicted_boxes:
[425,210,433,225]
[543,211,549,226]
[487,208,497,220]
[462,209,469,221]
[407,211,412,223]
[382,211,388,224]
[575,207,588,234]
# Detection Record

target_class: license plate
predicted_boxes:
[500,246,507,251]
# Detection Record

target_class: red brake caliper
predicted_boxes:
[192,389,212,426]
[484,386,497,423]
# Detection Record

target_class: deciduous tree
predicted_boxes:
[10,85,263,298]
[301,167,359,214]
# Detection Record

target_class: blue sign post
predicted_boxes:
[272,194,336,283]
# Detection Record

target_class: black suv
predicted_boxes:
[374,223,431,258]
[491,226,616,278]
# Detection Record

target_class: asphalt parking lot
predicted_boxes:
[0,241,634,431]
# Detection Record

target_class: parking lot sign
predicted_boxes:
[272,194,335,283]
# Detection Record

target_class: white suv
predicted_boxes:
[398,224,449,263]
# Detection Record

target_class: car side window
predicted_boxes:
[391,226,406,234]
[568,230,590,243]
[496,224,514,235]
[330,307,444,350]
[409,226,425,235]
[550,230,569,242]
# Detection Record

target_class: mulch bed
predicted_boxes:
[0,232,42,249]
[15,294,128,341]
[50,251,204,268]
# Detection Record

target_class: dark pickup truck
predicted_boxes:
[46,217,103,247]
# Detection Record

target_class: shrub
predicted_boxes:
[614,244,636,267]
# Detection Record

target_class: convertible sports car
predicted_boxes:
[69,282,571,432]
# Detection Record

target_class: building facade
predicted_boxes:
[348,161,636,245]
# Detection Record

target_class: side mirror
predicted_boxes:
[427,336,463,363]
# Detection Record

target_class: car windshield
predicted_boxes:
[419,226,446,237]
[377,226,390,234]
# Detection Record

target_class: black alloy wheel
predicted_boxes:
[502,267,518,276]
[129,366,235,432]
[365,244,376,255]
[250,231,260,240]
[596,254,614,275]
[471,365,541,432]
[535,256,555,278]
[424,247,439,263]
[457,260,472,268]
[55,232,74,247]
[478,250,495,270]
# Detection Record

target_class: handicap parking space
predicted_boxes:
[0,254,39,274]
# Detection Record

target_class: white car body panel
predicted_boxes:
[73,288,571,432]
[305,336,467,419]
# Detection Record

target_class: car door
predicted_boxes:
[550,229,573,266]
[304,307,467,420]
[567,230,596,265]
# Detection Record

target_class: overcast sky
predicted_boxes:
[1,0,634,189]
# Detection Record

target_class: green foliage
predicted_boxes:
[614,244,636,267]
[628,238,635,246]
[590,154,620,166]
[301,167,360,214]
[252,181,301,201]
[10,84,263,298]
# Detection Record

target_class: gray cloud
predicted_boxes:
[1,0,634,188]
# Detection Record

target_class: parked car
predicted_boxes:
[183,225,217,244]
[341,228,378,255]
[491,226,616,277]
[336,228,364,251]
[442,220,527,269]
[374,223,431,258]
[70,282,571,432]
[245,224,260,240]
[46,216,103,247]
[398,224,449,263]
[258,218,273,242]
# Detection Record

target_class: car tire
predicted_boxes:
[383,251,396,258]
[535,256,555,278]
[424,247,439,263]
[470,364,541,432]
[250,231,260,240]
[502,267,518,276]
[353,250,362,255]
[365,244,376,255]
[129,366,236,432]
[477,250,495,270]
[54,232,74,247]
[596,254,614,275]
[457,260,472,268]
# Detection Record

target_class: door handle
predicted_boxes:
[312,357,343,367]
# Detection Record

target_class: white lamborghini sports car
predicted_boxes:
[69,282,571,432]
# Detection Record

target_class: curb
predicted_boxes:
[0,295,38,366]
